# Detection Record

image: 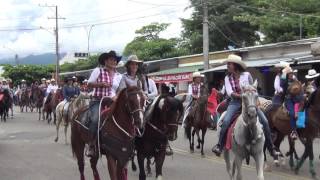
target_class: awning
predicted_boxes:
[201,58,292,73]
[148,65,203,83]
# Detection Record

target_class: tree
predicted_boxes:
[123,23,188,61]
[236,0,320,43]
[2,64,54,86]
[181,0,260,54]
[59,55,99,72]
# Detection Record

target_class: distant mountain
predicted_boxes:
[0,53,66,65]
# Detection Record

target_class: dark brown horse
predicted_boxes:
[43,89,63,124]
[265,80,320,179]
[185,86,212,156]
[132,95,183,180]
[0,89,11,122]
[71,86,146,180]
[30,87,45,120]
[19,88,30,112]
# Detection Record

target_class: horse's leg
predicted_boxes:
[146,158,152,176]
[54,112,62,142]
[196,129,201,149]
[53,109,57,125]
[64,123,69,145]
[200,128,207,156]
[116,163,127,180]
[137,152,146,180]
[273,132,285,166]
[72,140,86,180]
[191,128,196,152]
[234,156,243,180]
[288,137,296,169]
[131,152,137,172]
[307,140,316,179]
[106,154,118,180]
[155,151,165,180]
[90,156,100,180]
[223,150,232,179]
[254,152,265,180]
[294,139,309,175]
[38,107,41,121]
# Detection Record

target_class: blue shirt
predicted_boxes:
[63,85,80,100]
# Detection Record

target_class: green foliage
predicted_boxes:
[1,64,54,86]
[181,0,260,53]
[59,55,99,72]
[123,22,188,61]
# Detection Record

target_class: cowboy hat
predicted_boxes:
[98,50,122,65]
[41,78,46,81]
[192,72,204,78]
[274,61,290,68]
[224,54,247,70]
[125,55,143,67]
[282,66,293,74]
[83,79,88,83]
[305,69,320,79]
[21,79,26,82]
[50,78,56,82]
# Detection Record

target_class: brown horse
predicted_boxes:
[265,80,320,179]
[0,89,11,122]
[71,86,146,180]
[19,88,30,112]
[43,89,63,124]
[184,86,212,156]
[30,87,45,120]
[132,95,183,180]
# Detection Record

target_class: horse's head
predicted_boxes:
[157,96,183,141]
[288,80,303,97]
[118,86,146,130]
[241,80,259,125]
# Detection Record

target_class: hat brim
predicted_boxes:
[225,59,247,69]
[98,53,122,65]
[306,73,320,79]
[193,75,205,78]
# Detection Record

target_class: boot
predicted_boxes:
[212,144,222,157]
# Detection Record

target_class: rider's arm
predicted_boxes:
[187,84,192,95]
[148,79,158,97]
[87,68,110,88]
[274,75,283,93]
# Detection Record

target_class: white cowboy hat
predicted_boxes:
[274,61,290,68]
[282,66,293,74]
[2,79,7,82]
[305,69,320,79]
[126,55,143,66]
[83,79,88,83]
[21,79,26,82]
[224,54,247,70]
[41,78,46,81]
[50,78,56,82]
[192,72,204,78]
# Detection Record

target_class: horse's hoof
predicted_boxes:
[264,164,272,172]
[201,154,205,158]
[294,168,299,175]
[54,137,58,142]
[147,172,152,177]
[274,159,280,167]
[196,145,200,149]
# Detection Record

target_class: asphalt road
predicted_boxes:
[0,107,318,180]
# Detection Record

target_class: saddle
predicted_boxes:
[224,113,240,150]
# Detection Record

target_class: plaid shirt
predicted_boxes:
[93,68,112,98]
[228,75,241,94]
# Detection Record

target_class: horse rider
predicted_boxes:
[1,79,10,90]
[304,69,319,98]
[182,71,204,128]
[72,76,80,88]
[39,78,47,89]
[80,79,89,94]
[87,50,122,157]
[273,61,290,106]
[305,70,320,109]
[212,54,277,158]
[281,66,303,140]
[44,79,59,105]
[62,76,80,122]
[140,63,158,100]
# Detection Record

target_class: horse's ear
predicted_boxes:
[252,80,258,89]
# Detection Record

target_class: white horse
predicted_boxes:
[54,93,89,144]
[219,81,265,180]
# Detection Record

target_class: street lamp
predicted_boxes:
[3,45,19,65]
[85,25,95,57]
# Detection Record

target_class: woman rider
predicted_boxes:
[212,54,277,158]
[273,61,289,106]
[62,76,80,121]
[86,50,123,157]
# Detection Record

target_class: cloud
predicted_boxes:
[0,0,191,59]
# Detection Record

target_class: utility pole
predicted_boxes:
[202,0,209,70]
[41,4,65,84]
[86,25,95,57]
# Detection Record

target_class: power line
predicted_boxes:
[127,0,186,7]
[208,21,242,47]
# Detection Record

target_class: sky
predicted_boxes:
[0,0,192,59]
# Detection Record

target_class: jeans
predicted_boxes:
[257,108,274,154]
[286,99,296,129]
[89,100,100,135]
[218,99,241,147]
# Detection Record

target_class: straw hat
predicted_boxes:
[192,72,204,78]
[282,66,293,74]
[125,55,143,66]
[274,61,290,68]
[305,69,320,79]
[50,78,56,82]
[224,54,247,70]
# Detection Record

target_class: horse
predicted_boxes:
[221,81,265,180]
[184,85,211,156]
[265,80,320,179]
[30,87,45,120]
[43,89,63,124]
[19,88,30,112]
[132,95,183,180]
[0,89,11,122]
[71,86,146,180]
[54,93,90,144]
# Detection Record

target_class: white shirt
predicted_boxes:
[88,67,122,98]
[274,75,283,94]
[46,84,59,94]
[187,83,201,98]
[146,78,158,99]
[225,72,253,97]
